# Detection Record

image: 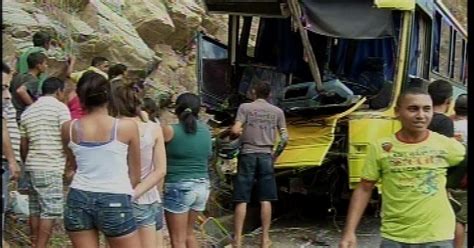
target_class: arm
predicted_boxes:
[132,125,167,200]
[18,119,28,164]
[2,120,20,180]
[20,137,29,165]
[273,110,288,159]
[231,121,243,136]
[61,121,77,184]
[16,85,34,106]
[231,105,246,136]
[65,55,76,77]
[124,120,141,187]
[339,180,376,248]
[273,128,288,159]
[161,124,174,143]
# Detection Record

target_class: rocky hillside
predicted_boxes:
[2,0,230,98]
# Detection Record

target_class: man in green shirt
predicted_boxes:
[16,31,51,75]
[10,52,48,122]
[339,87,465,248]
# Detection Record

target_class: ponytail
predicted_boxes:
[175,93,201,134]
[179,108,197,134]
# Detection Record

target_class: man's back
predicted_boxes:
[20,96,70,171]
[428,112,454,137]
[237,99,286,154]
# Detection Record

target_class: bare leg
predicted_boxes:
[67,229,100,248]
[29,216,40,247]
[2,239,11,248]
[186,211,200,248]
[155,230,163,248]
[260,201,272,248]
[35,219,55,248]
[233,202,247,248]
[165,211,188,248]
[106,230,141,248]
[453,222,465,248]
[137,225,157,248]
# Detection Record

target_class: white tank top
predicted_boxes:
[135,121,161,204]
[68,119,133,195]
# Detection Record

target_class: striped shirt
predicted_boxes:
[2,101,21,162]
[19,96,71,171]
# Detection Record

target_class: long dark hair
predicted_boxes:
[76,71,110,112]
[175,93,201,134]
[109,78,142,119]
[143,97,159,122]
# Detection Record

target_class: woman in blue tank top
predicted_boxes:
[60,71,142,248]
[161,93,213,248]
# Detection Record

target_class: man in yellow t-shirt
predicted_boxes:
[69,56,109,83]
[340,87,465,248]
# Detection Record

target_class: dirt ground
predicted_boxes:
[240,217,468,248]
[4,214,468,248]
[239,215,381,248]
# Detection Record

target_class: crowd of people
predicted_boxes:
[2,31,288,248]
[1,31,215,248]
[1,30,468,248]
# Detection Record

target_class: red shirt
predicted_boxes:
[67,95,84,119]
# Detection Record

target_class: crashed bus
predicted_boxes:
[196,0,467,213]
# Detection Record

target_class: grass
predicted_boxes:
[4,214,78,248]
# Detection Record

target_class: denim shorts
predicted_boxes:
[64,188,137,237]
[133,201,159,228]
[155,202,164,230]
[26,170,64,219]
[233,153,277,202]
[163,179,210,214]
[381,238,453,248]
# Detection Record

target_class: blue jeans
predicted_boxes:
[163,179,210,214]
[381,238,453,248]
[233,153,277,202]
[64,188,137,237]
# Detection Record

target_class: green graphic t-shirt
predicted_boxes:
[362,131,465,244]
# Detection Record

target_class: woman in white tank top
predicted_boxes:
[61,72,142,248]
[109,78,167,248]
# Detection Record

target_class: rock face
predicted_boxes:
[2,0,229,100]
[123,0,175,48]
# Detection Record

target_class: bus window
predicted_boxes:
[452,33,464,81]
[409,10,430,78]
[462,52,468,85]
[438,18,451,76]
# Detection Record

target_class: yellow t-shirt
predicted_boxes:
[70,66,108,83]
[362,131,465,243]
